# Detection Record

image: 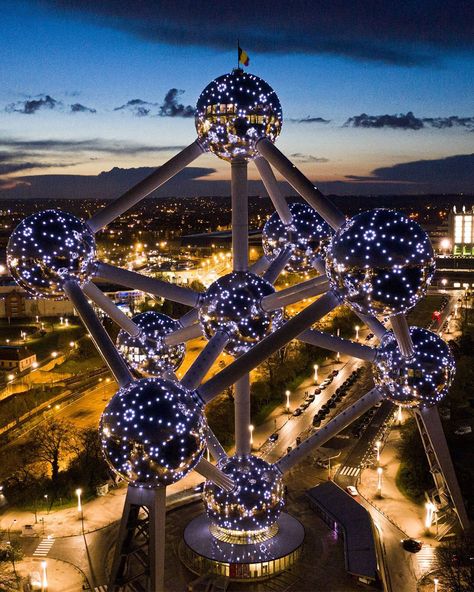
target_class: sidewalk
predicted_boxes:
[16,557,84,591]
[358,427,434,542]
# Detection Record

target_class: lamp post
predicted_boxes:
[375,440,381,463]
[41,560,48,592]
[434,577,439,592]
[397,405,403,425]
[7,518,16,541]
[249,424,254,448]
[76,488,82,515]
[354,325,360,341]
[285,390,291,414]
[377,467,383,497]
[313,364,319,384]
[425,501,436,530]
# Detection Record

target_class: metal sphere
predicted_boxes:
[325,209,435,317]
[7,209,95,298]
[116,311,185,377]
[198,271,283,357]
[203,455,285,532]
[262,202,333,272]
[374,327,455,407]
[100,377,206,487]
[195,71,282,161]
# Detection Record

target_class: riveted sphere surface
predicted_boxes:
[199,271,283,357]
[374,327,455,407]
[262,202,333,272]
[195,71,282,161]
[100,378,206,487]
[116,311,185,376]
[203,455,285,532]
[325,209,435,317]
[7,209,95,298]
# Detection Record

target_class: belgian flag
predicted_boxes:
[238,45,250,67]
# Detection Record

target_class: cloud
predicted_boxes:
[114,98,158,117]
[344,111,424,130]
[70,102,96,113]
[5,94,61,114]
[38,1,474,66]
[422,115,474,129]
[290,153,329,164]
[344,153,474,193]
[159,89,194,118]
[292,117,331,124]
[0,150,79,175]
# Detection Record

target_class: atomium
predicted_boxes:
[195,70,282,161]
[6,209,95,298]
[116,311,185,376]
[198,271,283,357]
[325,208,435,317]
[262,202,333,272]
[203,455,285,533]
[100,377,207,487]
[374,326,455,407]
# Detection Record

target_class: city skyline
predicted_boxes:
[0,0,473,198]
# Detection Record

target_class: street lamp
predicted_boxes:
[434,577,439,592]
[313,364,319,383]
[76,488,82,514]
[41,560,47,592]
[249,424,254,448]
[51,351,57,358]
[285,390,291,414]
[377,467,383,496]
[375,440,382,463]
[397,405,403,425]
[425,501,436,529]
[7,518,17,541]
[354,325,360,341]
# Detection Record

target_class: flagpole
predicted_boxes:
[237,39,240,69]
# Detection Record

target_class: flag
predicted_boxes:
[238,46,250,67]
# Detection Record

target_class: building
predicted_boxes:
[448,206,474,256]
[0,346,37,372]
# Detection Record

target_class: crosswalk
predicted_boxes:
[32,536,55,557]
[340,465,360,477]
[94,586,108,592]
[416,545,436,576]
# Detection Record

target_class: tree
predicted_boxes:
[30,419,79,485]
[67,428,110,489]
[435,530,474,591]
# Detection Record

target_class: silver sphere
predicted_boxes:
[374,327,455,407]
[116,311,185,377]
[325,209,435,317]
[7,209,95,299]
[100,378,206,487]
[199,271,283,357]
[262,202,333,272]
[203,455,285,532]
[195,70,282,161]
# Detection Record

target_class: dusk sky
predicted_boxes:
[1,0,473,198]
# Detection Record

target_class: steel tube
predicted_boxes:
[234,373,251,456]
[93,261,201,307]
[276,388,383,474]
[263,247,292,284]
[261,277,330,311]
[249,255,272,276]
[197,291,340,403]
[256,138,346,230]
[194,457,235,492]
[231,159,249,271]
[87,140,204,232]
[299,329,377,362]
[163,322,203,346]
[390,313,414,358]
[205,428,227,462]
[63,280,133,387]
[181,331,229,390]
[83,281,141,337]
[254,156,293,225]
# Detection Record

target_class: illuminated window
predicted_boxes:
[464,214,472,243]
[455,215,463,243]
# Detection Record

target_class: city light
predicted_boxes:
[354,325,360,341]
[434,577,439,592]
[249,424,254,447]
[76,488,82,514]
[41,560,48,591]
[425,501,436,529]
[313,364,319,383]
[51,351,58,358]
[377,467,383,496]
[375,440,381,462]
[397,405,403,425]
[285,390,291,414]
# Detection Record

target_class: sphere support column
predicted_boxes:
[231,158,249,271]
[234,373,251,455]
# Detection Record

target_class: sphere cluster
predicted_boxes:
[325,209,435,317]
[116,311,185,377]
[262,202,333,272]
[374,327,455,407]
[199,271,283,357]
[7,209,96,298]
[100,378,206,487]
[203,455,285,533]
[195,71,282,161]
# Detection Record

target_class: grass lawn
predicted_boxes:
[0,386,63,427]
[407,294,445,327]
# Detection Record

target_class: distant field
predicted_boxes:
[407,294,445,327]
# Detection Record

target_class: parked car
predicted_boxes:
[287,446,292,453]
[296,436,301,445]
[314,388,321,395]
[346,485,358,496]
[331,369,339,376]
[402,539,423,553]
[293,408,303,416]
[454,425,472,435]
[269,432,279,442]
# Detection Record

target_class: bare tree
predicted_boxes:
[31,419,79,484]
[435,530,474,592]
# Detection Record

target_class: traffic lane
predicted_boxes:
[263,358,363,463]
